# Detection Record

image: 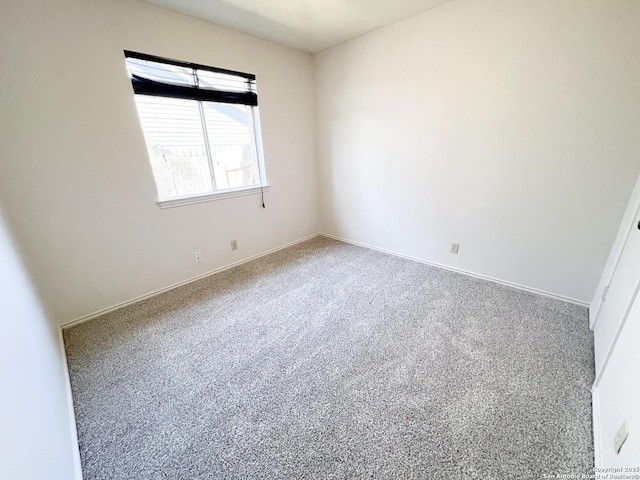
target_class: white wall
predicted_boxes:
[315,0,640,303]
[0,0,318,325]
[0,210,80,479]
[3,0,638,322]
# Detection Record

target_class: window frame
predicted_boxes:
[124,50,269,208]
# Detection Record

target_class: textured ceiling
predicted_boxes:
[140,0,453,53]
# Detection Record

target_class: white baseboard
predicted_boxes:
[61,231,588,330]
[60,234,320,329]
[58,328,83,479]
[589,307,597,331]
[320,233,589,308]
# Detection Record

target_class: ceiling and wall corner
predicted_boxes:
[138,0,454,53]
[134,0,640,305]
[0,0,639,320]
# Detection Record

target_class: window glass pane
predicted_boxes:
[134,96,213,199]
[202,103,260,190]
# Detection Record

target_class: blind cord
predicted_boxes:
[249,82,266,209]
[256,151,265,208]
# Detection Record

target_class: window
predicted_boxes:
[124,51,267,206]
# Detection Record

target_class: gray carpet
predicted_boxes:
[64,236,594,479]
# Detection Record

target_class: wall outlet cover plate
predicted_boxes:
[614,420,629,454]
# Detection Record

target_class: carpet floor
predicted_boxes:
[64,236,594,479]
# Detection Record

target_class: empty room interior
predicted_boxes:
[2,0,640,478]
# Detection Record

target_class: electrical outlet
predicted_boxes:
[450,243,460,254]
[194,251,202,264]
[231,240,238,251]
[614,420,629,454]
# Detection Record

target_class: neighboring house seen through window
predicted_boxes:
[124,51,266,206]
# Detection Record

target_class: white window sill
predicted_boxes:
[157,185,270,209]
